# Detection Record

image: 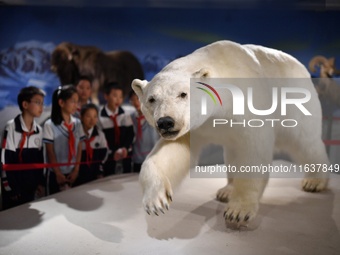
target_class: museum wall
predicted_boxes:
[0,5,339,162]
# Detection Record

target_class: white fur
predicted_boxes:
[132,40,329,227]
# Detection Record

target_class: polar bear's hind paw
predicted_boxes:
[216,184,234,202]
[223,201,259,226]
[302,178,328,192]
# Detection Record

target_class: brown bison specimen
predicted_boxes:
[51,42,144,103]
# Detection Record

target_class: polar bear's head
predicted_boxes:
[132,63,212,141]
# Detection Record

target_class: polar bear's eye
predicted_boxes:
[179,92,187,99]
[148,97,156,104]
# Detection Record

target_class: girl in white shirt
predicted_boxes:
[43,85,85,194]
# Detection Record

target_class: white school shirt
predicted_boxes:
[43,116,85,174]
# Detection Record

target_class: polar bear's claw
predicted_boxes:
[244,215,250,222]
[168,194,173,202]
[145,205,151,215]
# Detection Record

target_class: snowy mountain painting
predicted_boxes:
[0,41,60,110]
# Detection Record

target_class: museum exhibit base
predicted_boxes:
[0,160,339,255]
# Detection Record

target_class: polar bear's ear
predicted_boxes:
[192,68,210,78]
[132,79,148,99]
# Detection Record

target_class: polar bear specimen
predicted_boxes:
[132,40,329,226]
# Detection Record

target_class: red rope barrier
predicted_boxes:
[323,116,340,121]
[1,150,153,171]
[1,150,154,171]
[2,140,339,172]
[2,160,99,171]
[323,140,340,145]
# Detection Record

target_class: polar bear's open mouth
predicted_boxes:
[159,130,180,139]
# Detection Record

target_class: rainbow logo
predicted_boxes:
[196,82,222,115]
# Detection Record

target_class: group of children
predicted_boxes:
[1,78,159,210]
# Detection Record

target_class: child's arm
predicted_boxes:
[45,143,66,185]
[123,115,135,150]
[97,130,109,178]
[43,121,66,185]
[67,142,82,184]
[115,114,134,160]
[1,122,21,198]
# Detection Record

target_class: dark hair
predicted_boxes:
[76,75,93,85]
[80,103,98,117]
[128,90,137,99]
[51,85,77,125]
[103,82,123,95]
[17,86,45,112]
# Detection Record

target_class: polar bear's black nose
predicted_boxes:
[157,117,175,131]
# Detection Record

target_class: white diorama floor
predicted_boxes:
[0,160,339,255]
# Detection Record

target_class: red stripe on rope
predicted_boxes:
[3,161,88,171]
[323,117,340,121]
[2,150,153,171]
[323,140,340,145]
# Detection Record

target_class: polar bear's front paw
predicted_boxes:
[302,178,328,192]
[142,178,173,216]
[216,184,234,202]
[223,201,259,226]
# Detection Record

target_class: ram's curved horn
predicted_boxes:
[308,55,330,73]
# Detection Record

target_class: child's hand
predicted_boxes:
[9,193,21,201]
[55,172,66,185]
[35,185,45,198]
[114,148,128,160]
[114,149,123,160]
[67,169,79,184]
[121,148,128,158]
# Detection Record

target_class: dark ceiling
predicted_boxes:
[0,0,339,10]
